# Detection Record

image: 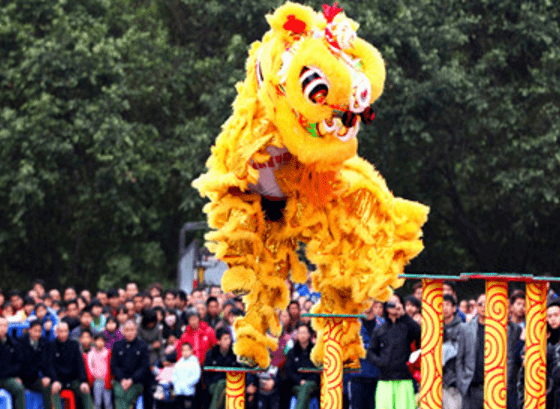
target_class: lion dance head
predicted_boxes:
[251,2,386,169]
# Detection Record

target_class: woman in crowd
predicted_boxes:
[367,294,421,409]
[103,316,123,350]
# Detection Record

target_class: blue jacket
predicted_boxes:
[26,308,59,341]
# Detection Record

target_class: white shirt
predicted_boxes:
[247,146,292,198]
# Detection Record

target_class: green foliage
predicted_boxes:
[1,0,559,291]
[352,0,560,274]
[0,0,211,290]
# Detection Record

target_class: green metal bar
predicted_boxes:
[301,313,366,319]
[399,274,465,281]
[204,366,267,373]
[460,273,534,282]
[298,367,361,374]
[532,277,560,282]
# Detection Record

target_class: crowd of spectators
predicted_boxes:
[0,277,559,409]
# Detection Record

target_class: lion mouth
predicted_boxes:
[317,116,361,142]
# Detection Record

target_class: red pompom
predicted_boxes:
[283,14,307,34]
[323,3,343,23]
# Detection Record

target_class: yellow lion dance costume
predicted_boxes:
[193,2,429,369]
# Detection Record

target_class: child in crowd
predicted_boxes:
[116,306,128,328]
[88,333,113,409]
[103,316,123,349]
[153,334,179,407]
[1,302,14,320]
[171,343,201,409]
[80,328,94,354]
[90,299,106,333]
[162,334,179,366]
[28,303,57,340]
[79,328,95,390]
[204,328,238,409]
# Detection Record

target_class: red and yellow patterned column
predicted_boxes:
[321,317,343,409]
[226,372,246,409]
[524,282,547,409]
[484,280,508,409]
[419,279,443,409]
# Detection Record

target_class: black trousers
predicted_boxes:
[462,385,484,409]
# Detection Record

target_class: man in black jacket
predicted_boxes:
[111,320,150,409]
[50,321,93,409]
[204,327,239,409]
[285,323,320,409]
[61,299,81,332]
[367,294,421,409]
[0,316,25,409]
[18,320,54,409]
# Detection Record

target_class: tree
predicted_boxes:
[350,0,560,274]
[0,0,214,289]
[2,0,559,292]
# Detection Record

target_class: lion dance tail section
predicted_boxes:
[300,157,428,366]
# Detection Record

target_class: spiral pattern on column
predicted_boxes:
[321,318,343,409]
[419,280,443,409]
[226,372,246,409]
[524,282,547,409]
[484,281,508,409]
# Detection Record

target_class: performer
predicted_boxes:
[193,2,428,369]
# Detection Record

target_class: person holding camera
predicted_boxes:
[366,294,421,409]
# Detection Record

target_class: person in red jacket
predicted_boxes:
[177,308,217,365]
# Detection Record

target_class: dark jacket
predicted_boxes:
[348,316,383,380]
[506,321,522,409]
[18,333,52,385]
[162,323,182,340]
[546,342,560,409]
[456,317,483,396]
[70,324,90,341]
[203,313,221,329]
[203,344,238,386]
[110,337,149,384]
[62,316,80,332]
[0,336,22,380]
[138,324,163,367]
[51,338,88,385]
[442,313,464,388]
[285,342,320,387]
[366,313,421,381]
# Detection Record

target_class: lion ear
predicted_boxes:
[265,2,317,39]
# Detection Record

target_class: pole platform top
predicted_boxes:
[298,367,361,374]
[400,273,560,283]
[399,274,466,281]
[301,313,366,319]
[204,366,267,373]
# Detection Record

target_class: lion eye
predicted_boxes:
[300,66,329,104]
